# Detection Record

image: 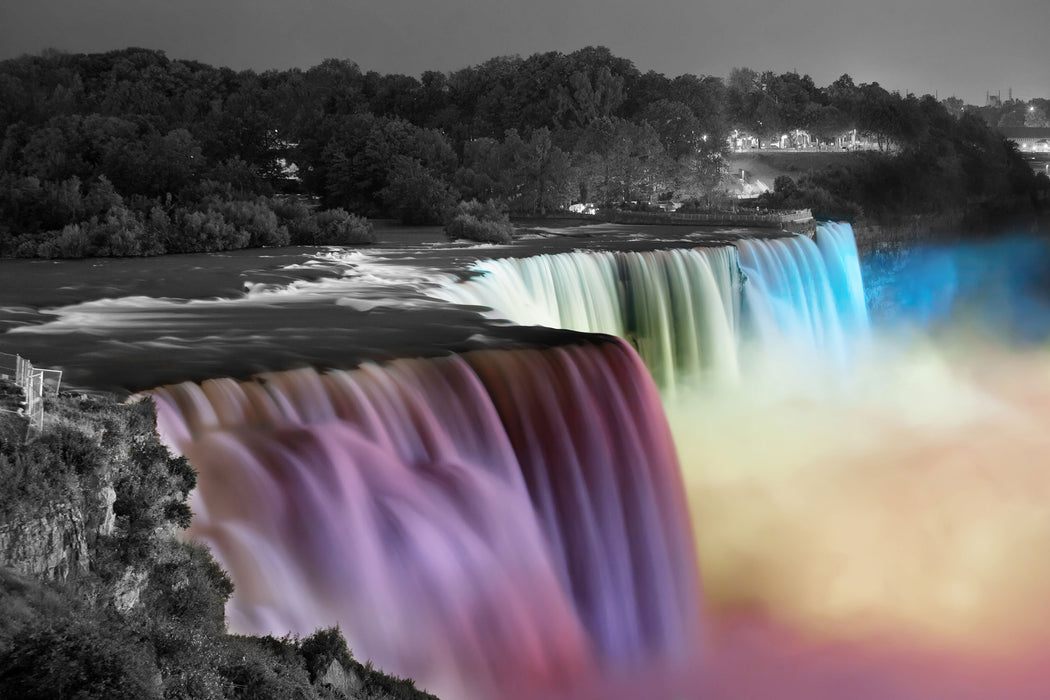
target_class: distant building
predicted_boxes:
[786,129,813,149]
[728,129,761,151]
[1000,126,1050,152]
[729,127,878,152]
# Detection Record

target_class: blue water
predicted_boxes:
[862,235,1050,343]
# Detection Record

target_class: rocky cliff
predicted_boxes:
[0,384,438,700]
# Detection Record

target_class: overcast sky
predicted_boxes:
[1,0,1046,104]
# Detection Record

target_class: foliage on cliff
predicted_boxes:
[0,385,437,699]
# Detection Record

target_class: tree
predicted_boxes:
[1025,105,1050,128]
[642,100,703,161]
[379,156,457,224]
[855,83,901,151]
[941,96,965,118]
[557,66,625,128]
[506,128,574,213]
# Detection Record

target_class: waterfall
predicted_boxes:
[438,223,868,386]
[152,338,702,698]
[149,222,906,698]
[438,246,742,388]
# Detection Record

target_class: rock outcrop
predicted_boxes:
[0,501,89,580]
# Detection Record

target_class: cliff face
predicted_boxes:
[0,474,117,582]
[0,392,161,613]
[0,501,90,580]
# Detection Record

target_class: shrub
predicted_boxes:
[145,541,233,630]
[0,618,162,700]
[444,199,514,244]
[212,199,290,248]
[0,420,94,519]
[38,223,92,258]
[270,196,322,245]
[314,208,376,245]
[91,205,148,256]
[452,198,507,222]
[299,627,355,683]
[46,425,102,477]
[444,215,513,244]
[173,208,249,253]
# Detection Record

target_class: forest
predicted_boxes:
[0,46,1038,257]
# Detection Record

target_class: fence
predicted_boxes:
[0,352,62,442]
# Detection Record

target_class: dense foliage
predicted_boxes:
[0,47,1038,256]
[0,389,436,699]
[444,199,515,244]
[754,103,1036,221]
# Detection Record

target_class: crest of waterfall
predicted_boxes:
[438,247,742,389]
[736,224,869,371]
[437,223,868,387]
[151,339,702,699]
[817,221,870,338]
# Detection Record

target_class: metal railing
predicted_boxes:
[0,352,62,442]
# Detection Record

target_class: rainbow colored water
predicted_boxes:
[154,223,1050,699]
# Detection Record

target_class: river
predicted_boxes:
[0,222,777,391]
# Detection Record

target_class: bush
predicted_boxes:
[212,198,290,248]
[144,541,233,630]
[444,199,514,244]
[171,208,248,253]
[451,198,507,222]
[444,215,513,244]
[90,205,148,256]
[0,618,163,700]
[37,223,92,258]
[0,420,96,519]
[314,208,376,245]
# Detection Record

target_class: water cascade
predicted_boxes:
[148,222,1050,698]
[152,338,702,698]
[736,221,869,368]
[438,247,741,388]
[438,224,869,387]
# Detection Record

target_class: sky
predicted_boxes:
[1,0,1047,105]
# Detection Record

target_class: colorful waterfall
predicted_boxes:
[437,222,869,387]
[153,339,702,699]
[151,222,1050,698]
[437,247,740,388]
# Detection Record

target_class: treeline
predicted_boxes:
[0,47,1037,256]
[755,104,1037,221]
[948,96,1050,130]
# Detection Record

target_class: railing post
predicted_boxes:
[6,355,51,443]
